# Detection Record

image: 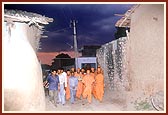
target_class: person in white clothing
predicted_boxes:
[58,68,67,105]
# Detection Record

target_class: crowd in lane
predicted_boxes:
[43,66,104,107]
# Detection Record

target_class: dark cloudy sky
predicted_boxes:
[4,3,134,52]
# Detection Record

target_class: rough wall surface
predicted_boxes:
[129,4,164,95]
[97,37,128,91]
[3,22,45,111]
[96,4,165,111]
[3,10,53,111]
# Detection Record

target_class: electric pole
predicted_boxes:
[71,20,78,58]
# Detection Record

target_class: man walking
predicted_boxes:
[44,69,59,107]
[58,68,67,105]
[82,69,95,104]
[69,71,78,104]
[94,67,104,102]
[75,68,84,100]
[66,69,71,101]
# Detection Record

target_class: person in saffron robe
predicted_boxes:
[82,69,95,104]
[81,68,86,76]
[94,67,104,102]
[75,68,84,99]
[74,68,81,77]
[98,64,104,74]
[90,67,96,78]
[90,67,96,94]
[65,69,71,101]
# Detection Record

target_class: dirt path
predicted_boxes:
[45,90,123,112]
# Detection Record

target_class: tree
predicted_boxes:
[51,53,75,70]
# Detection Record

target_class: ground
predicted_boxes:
[45,89,124,112]
[45,88,159,112]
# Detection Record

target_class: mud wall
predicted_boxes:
[129,4,164,95]
[3,22,45,111]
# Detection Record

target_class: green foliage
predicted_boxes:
[134,98,154,111]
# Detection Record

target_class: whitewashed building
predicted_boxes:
[3,9,53,111]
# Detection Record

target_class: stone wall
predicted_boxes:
[96,37,129,91]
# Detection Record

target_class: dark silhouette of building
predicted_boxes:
[79,45,101,57]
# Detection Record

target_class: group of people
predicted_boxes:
[43,66,104,107]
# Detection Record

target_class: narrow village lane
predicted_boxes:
[45,90,123,112]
